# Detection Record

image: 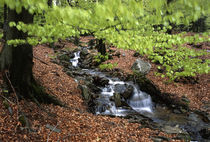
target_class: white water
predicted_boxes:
[96,78,153,116]
[128,86,153,113]
[70,51,153,116]
[70,51,80,67]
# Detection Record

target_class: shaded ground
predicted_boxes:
[0,36,209,141]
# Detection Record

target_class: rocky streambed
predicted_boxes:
[55,46,210,141]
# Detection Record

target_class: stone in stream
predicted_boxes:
[79,85,90,101]
[80,48,89,58]
[92,76,109,87]
[121,85,134,99]
[69,52,75,58]
[114,84,134,99]
[199,128,210,139]
[114,84,127,94]
[114,93,122,107]
[58,54,71,61]
[161,125,185,134]
[131,59,151,75]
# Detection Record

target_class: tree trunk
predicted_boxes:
[96,39,106,55]
[2,4,7,41]
[0,7,62,105]
[48,0,53,7]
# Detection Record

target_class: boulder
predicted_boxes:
[133,52,140,57]
[80,48,89,58]
[122,85,134,99]
[199,128,210,139]
[114,84,134,99]
[58,54,71,62]
[93,76,109,87]
[114,93,122,107]
[131,59,151,75]
[79,85,90,101]
[161,125,185,134]
[114,84,126,94]
[69,52,75,58]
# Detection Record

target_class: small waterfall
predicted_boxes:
[96,78,153,116]
[69,51,153,116]
[70,51,80,67]
[128,86,153,113]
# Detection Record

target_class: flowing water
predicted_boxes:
[70,51,80,67]
[69,50,210,141]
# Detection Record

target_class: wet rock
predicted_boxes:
[58,54,71,61]
[79,85,90,101]
[181,96,190,104]
[69,52,75,58]
[93,76,109,87]
[88,83,101,93]
[114,93,122,107]
[172,133,191,141]
[97,104,108,113]
[80,57,92,68]
[151,136,171,142]
[133,52,140,57]
[131,59,151,75]
[199,128,210,139]
[114,84,126,94]
[173,109,181,114]
[179,107,188,113]
[66,71,73,77]
[151,137,162,142]
[161,125,184,134]
[121,85,134,99]
[114,84,133,99]
[61,60,70,68]
[80,48,89,58]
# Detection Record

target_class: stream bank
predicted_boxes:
[54,45,210,141]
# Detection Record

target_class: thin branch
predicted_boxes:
[0,94,15,105]
[47,122,60,142]
[33,56,49,65]
[4,71,22,133]
[5,71,19,111]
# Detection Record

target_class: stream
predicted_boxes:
[66,48,210,141]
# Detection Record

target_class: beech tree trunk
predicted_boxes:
[0,7,62,105]
[96,39,106,55]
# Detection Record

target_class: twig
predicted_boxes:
[5,70,20,133]
[0,94,15,105]
[33,56,49,65]
[47,122,60,142]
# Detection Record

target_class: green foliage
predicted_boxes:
[99,63,117,70]
[2,0,210,81]
[0,33,3,39]
[93,53,109,63]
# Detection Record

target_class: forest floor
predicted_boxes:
[0,36,209,141]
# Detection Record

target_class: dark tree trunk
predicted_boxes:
[3,4,7,41]
[0,7,62,105]
[48,0,53,6]
[96,39,106,55]
[67,0,73,7]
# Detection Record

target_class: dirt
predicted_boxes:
[0,36,209,141]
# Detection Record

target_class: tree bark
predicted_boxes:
[2,4,7,41]
[0,7,62,105]
[96,39,106,55]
